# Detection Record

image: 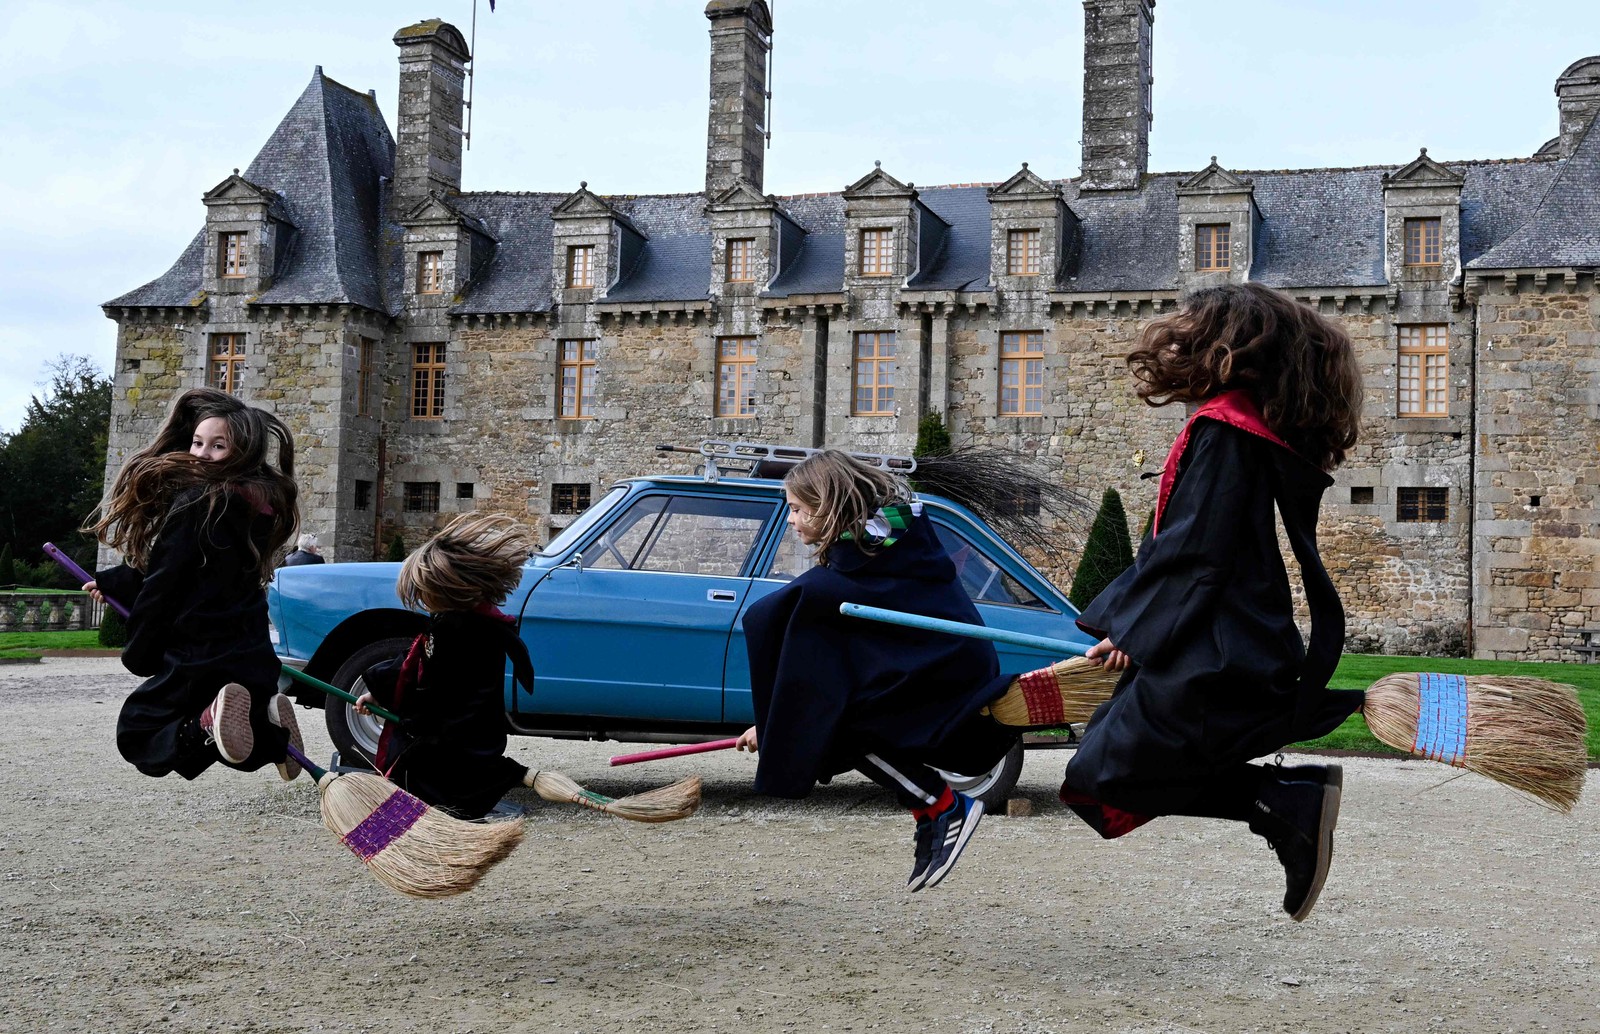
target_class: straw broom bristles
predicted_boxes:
[1363,672,1589,813]
[316,769,525,899]
[982,657,1121,728]
[526,771,702,823]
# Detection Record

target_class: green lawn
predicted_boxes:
[0,630,109,658]
[1292,654,1600,760]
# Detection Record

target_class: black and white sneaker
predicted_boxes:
[907,814,935,889]
[913,792,984,891]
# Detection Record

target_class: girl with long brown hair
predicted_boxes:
[84,387,304,782]
[1061,282,1366,922]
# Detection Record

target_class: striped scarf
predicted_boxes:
[842,500,922,547]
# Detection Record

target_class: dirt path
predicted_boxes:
[1,658,1596,1034]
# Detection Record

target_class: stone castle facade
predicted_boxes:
[104,1,1600,661]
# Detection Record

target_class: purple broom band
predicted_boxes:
[1414,672,1469,766]
[341,788,429,861]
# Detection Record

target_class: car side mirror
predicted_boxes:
[558,551,584,572]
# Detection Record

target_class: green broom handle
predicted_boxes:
[839,602,1092,657]
[280,665,401,723]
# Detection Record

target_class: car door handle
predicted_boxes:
[707,589,737,602]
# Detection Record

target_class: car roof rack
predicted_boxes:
[654,440,917,483]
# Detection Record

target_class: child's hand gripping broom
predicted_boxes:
[842,603,1590,810]
[279,665,701,824]
[46,543,523,898]
[839,603,1120,727]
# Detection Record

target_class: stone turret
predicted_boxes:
[704,0,772,196]
[1555,57,1600,158]
[1079,0,1155,192]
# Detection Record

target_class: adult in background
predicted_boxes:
[281,532,325,567]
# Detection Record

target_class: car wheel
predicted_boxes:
[935,738,1025,810]
[324,637,412,770]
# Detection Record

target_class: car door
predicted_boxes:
[517,490,780,722]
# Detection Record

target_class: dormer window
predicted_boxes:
[727,238,756,283]
[567,245,595,288]
[1195,224,1230,271]
[219,232,248,279]
[418,251,444,294]
[860,228,895,276]
[1006,229,1042,275]
[1404,218,1441,266]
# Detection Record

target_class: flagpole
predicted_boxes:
[464,0,478,150]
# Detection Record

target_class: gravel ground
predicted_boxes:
[1,657,1596,1034]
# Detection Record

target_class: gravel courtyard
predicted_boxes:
[1,657,1596,1034]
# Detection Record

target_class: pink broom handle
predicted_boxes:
[609,738,741,767]
[44,543,129,619]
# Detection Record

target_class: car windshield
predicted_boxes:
[540,485,627,557]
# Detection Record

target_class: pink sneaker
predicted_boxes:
[267,693,303,781]
[198,684,254,764]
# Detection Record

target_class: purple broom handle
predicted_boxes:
[609,738,741,766]
[44,542,129,618]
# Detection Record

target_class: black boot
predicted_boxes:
[1248,764,1343,922]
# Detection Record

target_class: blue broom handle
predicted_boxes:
[839,602,1092,657]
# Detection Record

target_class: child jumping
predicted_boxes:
[85,386,304,781]
[354,513,539,821]
[736,450,1017,891]
[1060,282,1366,921]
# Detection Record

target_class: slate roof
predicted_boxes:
[110,63,1596,315]
[106,69,397,312]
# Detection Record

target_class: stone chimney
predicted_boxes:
[1079,0,1155,192]
[704,0,772,196]
[393,19,471,218]
[1555,57,1600,158]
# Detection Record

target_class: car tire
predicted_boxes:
[324,637,413,771]
[935,737,1025,810]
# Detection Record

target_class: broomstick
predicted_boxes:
[279,665,701,824]
[842,602,1590,810]
[47,545,524,897]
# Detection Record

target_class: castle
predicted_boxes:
[103,1,1600,661]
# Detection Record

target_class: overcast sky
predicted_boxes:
[1,0,1595,434]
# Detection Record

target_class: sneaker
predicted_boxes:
[914,792,985,891]
[199,684,254,765]
[1250,764,1343,922]
[906,814,935,889]
[267,693,303,781]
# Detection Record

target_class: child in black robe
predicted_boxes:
[737,450,1017,891]
[84,387,304,781]
[1061,282,1366,922]
[355,513,537,821]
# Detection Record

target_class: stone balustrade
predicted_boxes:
[0,593,104,633]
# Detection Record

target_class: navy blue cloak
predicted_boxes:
[742,512,1017,799]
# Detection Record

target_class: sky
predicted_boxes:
[1,0,1595,434]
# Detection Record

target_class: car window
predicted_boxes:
[586,495,773,576]
[541,485,626,557]
[931,523,1047,609]
[764,524,817,581]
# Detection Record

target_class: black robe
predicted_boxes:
[97,488,286,779]
[743,511,1017,799]
[362,608,534,820]
[1062,406,1364,822]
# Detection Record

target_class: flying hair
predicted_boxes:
[396,513,536,613]
[783,449,911,563]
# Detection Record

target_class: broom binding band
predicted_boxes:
[1414,672,1469,766]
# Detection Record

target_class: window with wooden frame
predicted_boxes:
[1006,229,1042,275]
[356,337,376,417]
[1397,486,1448,523]
[558,339,596,419]
[859,228,895,277]
[566,245,595,288]
[1195,223,1231,271]
[1404,218,1442,266]
[410,342,446,419]
[219,232,248,278]
[852,331,897,415]
[726,238,756,283]
[403,481,440,513]
[417,251,445,294]
[1398,324,1448,417]
[208,334,246,394]
[552,483,592,515]
[353,480,372,511]
[999,331,1045,416]
[715,337,758,418]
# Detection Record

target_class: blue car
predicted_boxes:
[268,445,1097,804]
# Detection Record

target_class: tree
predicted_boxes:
[1068,487,1135,611]
[0,544,13,586]
[98,607,129,648]
[385,533,407,562]
[0,355,113,579]
[914,411,952,459]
